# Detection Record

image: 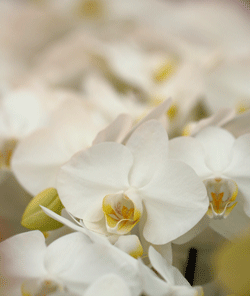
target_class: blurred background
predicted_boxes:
[0,1,250,295]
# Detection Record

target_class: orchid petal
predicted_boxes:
[83,72,135,121]
[92,114,133,145]
[11,97,99,195]
[148,246,191,286]
[148,246,174,284]
[140,160,208,244]
[195,127,235,173]
[40,206,86,234]
[49,233,141,296]
[0,90,46,139]
[173,214,210,244]
[84,274,132,296]
[224,134,250,215]
[57,142,133,220]
[41,206,111,248]
[114,235,143,259]
[169,136,211,179]
[122,98,172,144]
[126,120,169,188]
[138,260,171,296]
[0,231,47,281]
[45,232,93,275]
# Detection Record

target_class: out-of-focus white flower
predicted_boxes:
[11,95,103,195]
[183,108,250,139]
[0,1,71,60]
[151,1,250,114]
[0,230,141,296]
[158,0,250,61]
[182,108,236,137]
[92,96,170,146]
[204,58,250,113]
[0,90,48,140]
[169,127,250,239]
[11,96,170,196]
[0,88,66,181]
[222,110,250,138]
[81,72,146,121]
[56,120,208,245]
[139,246,203,296]
[48,0,165,27]
[102,39,204,136]
[0,0,72,87]
[0,88,78,240]
[31,29,102,89]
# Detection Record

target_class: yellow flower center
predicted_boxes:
[0,139,17,169]
[152,59,177,83]
[102,192,141,235]
[75,0,104,19]
[235,100,250,114]
[182,123,192,136]
[150,97,179,122]
[166,104,178,121]
[21,278,66,296]
[204,178,238,219]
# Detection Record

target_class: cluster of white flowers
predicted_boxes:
[0,0,250,295]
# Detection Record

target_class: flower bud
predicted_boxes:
[21,188,64,231]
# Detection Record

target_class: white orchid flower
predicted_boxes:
[32,28,103,88]
[0,87,68,174]
[0,1,71,61]
[157,0,250,62]
[169,127,250,239]
[0,87,72,237]
[0,0,72,88]
[139,246,203,296]
[0,88,68,240]
[0,89,48,140]
[81,72,146,122]
[0,230,142,296]
[56,120,208,246]
[103,41,204,135]
[204,58,250,114]
[150,0,250,116]
[0,88,82,239]
[48,0,170,32]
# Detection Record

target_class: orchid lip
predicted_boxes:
[102,191,142,235]
[152,58,177,83]
[204,177,238,219]
[75,0,104,19]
